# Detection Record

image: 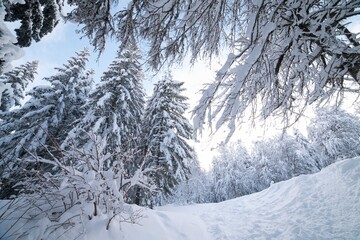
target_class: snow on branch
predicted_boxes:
[0,132,155,239]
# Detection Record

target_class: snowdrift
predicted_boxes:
[1,157,359,239]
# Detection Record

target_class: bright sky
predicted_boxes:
[8,10,360,170]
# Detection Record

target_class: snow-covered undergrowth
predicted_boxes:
[1,157,359,239]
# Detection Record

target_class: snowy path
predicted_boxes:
[123,157,360,240]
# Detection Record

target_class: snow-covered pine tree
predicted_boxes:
[62,42,146,205]
[63,42,145,173]
[0,49,92,199]
[0,61,38,112]
[142,73,194,203]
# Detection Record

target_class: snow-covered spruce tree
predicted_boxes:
[142,74,194,204]
[62,42,145,202]
[3,0,61,47]
[0,61,38,112]
[0,49,93,199]
[308,108,360,165]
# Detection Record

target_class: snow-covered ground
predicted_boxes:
[1,157,360,239]
[122,157,360,240]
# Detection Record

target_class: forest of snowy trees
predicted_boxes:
[1,0,360,239]
[0,24,197,236]
[167,108,360,204]
[0,46,195,237]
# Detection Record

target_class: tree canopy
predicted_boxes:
[64,0,360,136]
[2,1,359,137]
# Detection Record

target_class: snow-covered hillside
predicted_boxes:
[126,157,360,240]
[1,157,359,239]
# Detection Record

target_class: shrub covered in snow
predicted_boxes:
[0,133,155,239]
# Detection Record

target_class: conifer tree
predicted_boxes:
[63,42,145,170]
[0,61,38,112]
[0,49,92,198]
[142,74,194,202]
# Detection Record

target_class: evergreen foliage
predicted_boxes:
[62,42,145,170]
[3,0,61,47]
[0,49,92,199]
[62,42,147,206]
[142,74,194,201]
[0,61,38,112]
